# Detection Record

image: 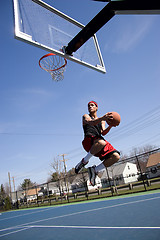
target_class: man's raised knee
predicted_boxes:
[112,152,120,163]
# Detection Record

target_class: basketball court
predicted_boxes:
[0,191,160,240]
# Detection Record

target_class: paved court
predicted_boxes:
[0,191,160,240]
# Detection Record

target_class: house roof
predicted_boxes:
[146,152,160,168]
[25,188,40,196]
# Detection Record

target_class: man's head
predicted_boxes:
[88,101,98,108]
[88,101,98,113]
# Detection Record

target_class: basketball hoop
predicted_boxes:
[39,53,67,82]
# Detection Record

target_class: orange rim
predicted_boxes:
[39,53,67,72]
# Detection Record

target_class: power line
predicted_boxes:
[2,106,160,187]
[108,106,160,141]
[66,107,160,157]
[0,105,159,139]
[0,132,81,136]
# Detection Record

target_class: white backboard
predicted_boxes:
[13,0,106,73]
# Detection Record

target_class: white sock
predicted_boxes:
[83,152,93,163]
[95,162,105,173]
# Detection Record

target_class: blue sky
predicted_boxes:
[0,0,160,190]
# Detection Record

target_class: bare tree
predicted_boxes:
[50,156,65,195]
[119,150,129,162]
[129,145,157,172]
[130,145,156,158]
[4,183,10,196]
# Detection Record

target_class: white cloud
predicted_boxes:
[2,88,55,112]
[105,15,155,53]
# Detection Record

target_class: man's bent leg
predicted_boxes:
[75,138,106,174]
[103,152,120,168]
[90,138,106,155]
[89,152,120,186]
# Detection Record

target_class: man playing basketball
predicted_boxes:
[75,101,120,186]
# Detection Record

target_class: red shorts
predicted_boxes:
[82,136,120,161]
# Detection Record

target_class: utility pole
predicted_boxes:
[12,176,16,192]
[59,154,69,193]
[8,172,12,199]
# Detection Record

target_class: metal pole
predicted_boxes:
[106,168,114,196]
[136,156,147,191]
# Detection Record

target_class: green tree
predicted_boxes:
[0,184,5,197]
[0,184,12,211]
[51,172,59,182]
[0,184,6,209]
[21,179,36,190]
[3,196,12,211]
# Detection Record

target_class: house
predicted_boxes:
[87,176,102,191]
[23,188,40,201]
[47,182,60,195]
[47,181,72,195]
[101,162,138,187]
[70,171,102,193]
[71,173,88,193]
[146,152,160,179]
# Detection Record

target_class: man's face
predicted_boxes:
[88,102,98,113]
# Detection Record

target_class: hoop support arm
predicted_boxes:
[64,0,160,55]
[64,2,115,55]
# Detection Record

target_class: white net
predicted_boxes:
[39,53,67,82]
[49,68,65,82]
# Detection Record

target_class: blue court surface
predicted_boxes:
[0,191,160,240]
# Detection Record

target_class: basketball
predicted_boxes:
[106,112,121,126]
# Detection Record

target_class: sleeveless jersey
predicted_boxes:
[83,118,102,137]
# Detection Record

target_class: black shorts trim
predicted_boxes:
[100,150,120,161]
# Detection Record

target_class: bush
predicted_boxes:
[3,196,12,211]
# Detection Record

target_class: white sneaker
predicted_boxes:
[88,165,97,186]
[75,158,88,174]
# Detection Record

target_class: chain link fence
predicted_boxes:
[2,148,160,210]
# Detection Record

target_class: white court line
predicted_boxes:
[29,225,160,230]
[0,225,159,237]
[0,225,30,232]
[1,191,160,222]
[1,195,160,235]
[0,207,52,221]
[0,226,33,238]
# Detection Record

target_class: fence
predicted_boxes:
[3,148,160,210]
